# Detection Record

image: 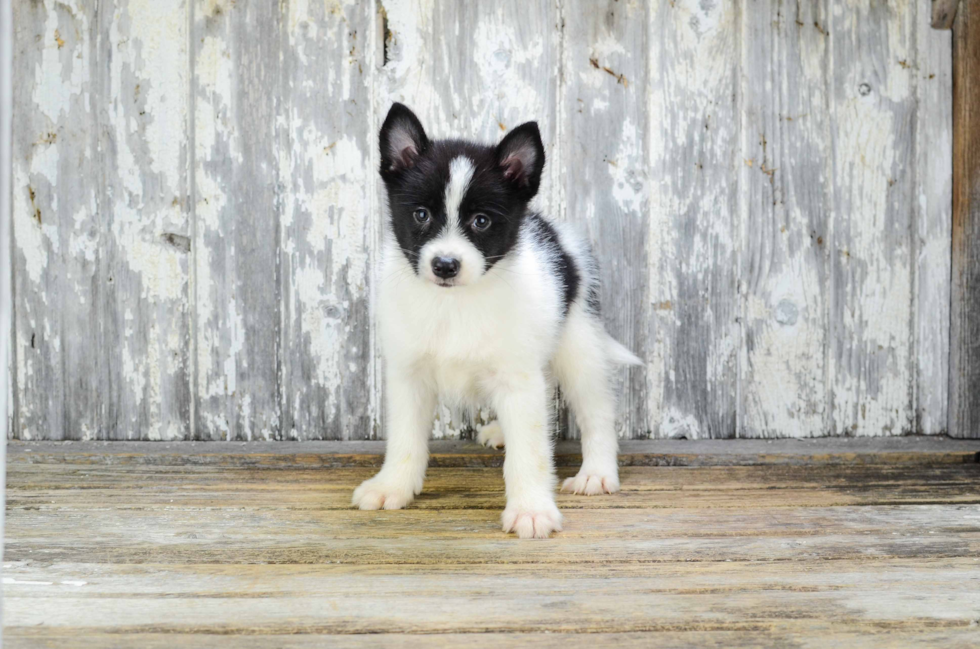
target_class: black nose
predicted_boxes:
[431,256,460,279]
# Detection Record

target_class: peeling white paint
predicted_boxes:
[32,3,88,123]
[3,578,53,586]
[10,0,954,442]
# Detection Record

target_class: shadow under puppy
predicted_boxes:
[353,103,640,538]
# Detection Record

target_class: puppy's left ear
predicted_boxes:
[495,121,545,200]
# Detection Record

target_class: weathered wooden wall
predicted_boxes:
[9,0,961,441]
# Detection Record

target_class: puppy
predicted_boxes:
[352,103,640,538]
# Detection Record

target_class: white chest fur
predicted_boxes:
[377,238,563,403]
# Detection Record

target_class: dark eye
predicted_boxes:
[412,208,429,225]
[471,214,491,232]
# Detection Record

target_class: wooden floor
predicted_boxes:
[4,440,980,648]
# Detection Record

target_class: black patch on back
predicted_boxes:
[527,214,579,316]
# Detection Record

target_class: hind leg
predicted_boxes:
[553,310,620,495]
[476,421,505,449]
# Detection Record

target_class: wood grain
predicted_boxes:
[738,0,830,437]
[0,0,12,476]
[4,450,980,646]
[11,0,102,441]
[951,0,980,438]
[278,1,376,440]
[192,0,281,440]
[829,0,917,436]
[916,0,954,435]
[99,0,192,440]
[561,0,649,439]
[932,0,960,29]
[8,1,962,440]
[647,0,739,438]
[7,629,980,649]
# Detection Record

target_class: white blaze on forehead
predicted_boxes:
[444,156,476,230]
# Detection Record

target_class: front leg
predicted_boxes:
[352,367,435,510]
[492,370,562,539]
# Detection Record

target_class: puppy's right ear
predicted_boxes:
[379,103,429,178]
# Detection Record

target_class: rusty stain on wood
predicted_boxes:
[588,56,628,87]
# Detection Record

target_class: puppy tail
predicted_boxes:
[606,336,642,367]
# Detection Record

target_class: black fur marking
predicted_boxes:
[379,104,545,276]
[526,214,580,317]
[586,285,601,315]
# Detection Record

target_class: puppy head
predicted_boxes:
[379,103,545,287]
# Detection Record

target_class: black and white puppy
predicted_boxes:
[352,103,640,539]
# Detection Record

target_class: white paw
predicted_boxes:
[502,500,563,539]
[560,470,620,495]
[352,476,418,510]
[476,421,505,449]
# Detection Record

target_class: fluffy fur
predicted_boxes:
[352,103,641,539]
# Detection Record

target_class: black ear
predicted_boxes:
[379,103,429,177]
[495,121,545,199]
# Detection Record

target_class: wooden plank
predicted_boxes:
[647,0,740,438]
[7,629,980,649]
[561,0,649,438]
[1,0,13,608]
[6,438,979,467]
[6,557,978,594]
[932,0,960,30]
[11,0,102,441]
[5,560,980,633]
[951,0,980,438]
[8,499,980,539]
[9,480,979,512]
[738,0,830,437]
[5,458,979,646]
[829,0,917,436]
[5,508,979,564]
[376,0,561,437]
[916,0,954,435]
[192,0,281,440]
[98,0,191,440]
[8,460,977,491]
[1,0,13,452]
[9,463,980,494]
[7,465,979,512]
[7,464,980,554]
[278,0,376,440]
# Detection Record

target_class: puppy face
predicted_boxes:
[379,103,545,287]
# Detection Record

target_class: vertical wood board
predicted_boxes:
[99,0,192,440]
[738,0,831,438]
[279,0,376,440]
[950,0,980,439]
[915,0,953,436]
[192,0,281,440]
[12,0,102,441]
[828,0,917,436]
[646,0,740,438]
[561,0,650,439]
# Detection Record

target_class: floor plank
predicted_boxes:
[4,445,980,647]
